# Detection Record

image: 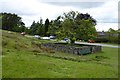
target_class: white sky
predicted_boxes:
[0,0,119,31]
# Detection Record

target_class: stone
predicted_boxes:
[41,43,102,55]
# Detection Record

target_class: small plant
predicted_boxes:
[92,55,109,61]
[95,55,109,59]
[2,40,8,46]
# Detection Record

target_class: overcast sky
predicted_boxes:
[0,0,119,31]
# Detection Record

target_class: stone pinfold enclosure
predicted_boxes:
[41,43,102,55]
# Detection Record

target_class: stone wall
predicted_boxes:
[41,43,102,55]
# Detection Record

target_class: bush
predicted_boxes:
[95,37,109,43]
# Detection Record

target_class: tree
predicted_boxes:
[38,18,44,36]
[75,19,96,40]
[29,18,44,36]
[48,16,62,36]
[0,14,2,29]
[44,18,49,36]
[56,11,97,44]
[19,22,26,32]
[106,28,118,43]
[1,12,25,32]
[29,21,37,35]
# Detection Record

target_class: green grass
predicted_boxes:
[101,42,119,46]
[2,51,118,78]
[0,50,1,78]
[2,30,118,78]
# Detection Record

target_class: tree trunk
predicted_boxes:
[70,39,75,46]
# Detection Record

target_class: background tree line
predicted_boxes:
[95,28,119,44]
[1,12,119,44]
[0,12,50,36]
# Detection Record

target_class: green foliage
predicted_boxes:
[44,18,49,36]
[1,12,25,32]
[29,19,44,36]
[29,18,50,36]
[48,16,62,36]
[56,11,97,44]
[105,28,119,44]
[75,19,96,40]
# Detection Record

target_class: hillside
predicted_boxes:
[2,30,118,78]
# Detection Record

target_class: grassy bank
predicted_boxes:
[2,30,118,78]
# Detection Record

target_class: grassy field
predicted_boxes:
[2,30,118,78]
[101,42,119,46]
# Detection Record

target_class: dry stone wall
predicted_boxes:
[41,43,102,55]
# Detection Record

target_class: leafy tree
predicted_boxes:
[36,19,44,36]
[44,18,49,36]
[0,14,2,29]
[29,18,44,36]
[75,19,96,40]
[56,11,97,44]
[19,25,26,32]
[48,16,62,36]
[29,21,37,35]
[1,12,25,32]
[106,28,118,43]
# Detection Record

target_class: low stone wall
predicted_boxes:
[41,43,102,55]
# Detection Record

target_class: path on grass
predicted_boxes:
[61,40,120,48]
[75,42,120,48]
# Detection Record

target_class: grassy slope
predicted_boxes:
[2,30,118,78]
[0,29,2,78]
